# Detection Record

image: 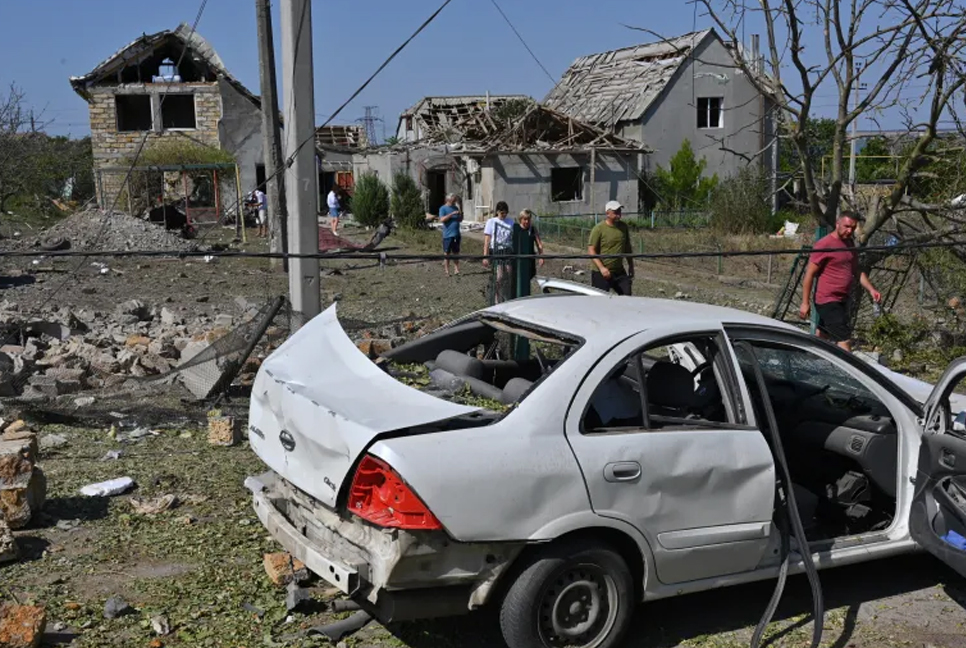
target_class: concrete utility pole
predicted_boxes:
[848,64,867,198]
[281,0,321,327]
[256,0,288,272]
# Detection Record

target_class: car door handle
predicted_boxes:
[604,461,642,483]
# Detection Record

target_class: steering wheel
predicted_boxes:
[690,360,713,379]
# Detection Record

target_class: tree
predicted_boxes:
[689,0,966,243]
[390,172,425,230]
[709,166,774,234]
[352,172,390,228]
[652,139,718,210]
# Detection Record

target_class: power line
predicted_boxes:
[487,0,557,85]
[188,0,456,250]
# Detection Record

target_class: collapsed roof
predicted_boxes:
[397,96,647,153]
[69,23,260,108]
[316,125,368,151]
[543,29,712,129]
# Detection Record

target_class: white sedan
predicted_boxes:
[245,287,966,648]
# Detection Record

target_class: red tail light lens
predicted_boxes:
[347,454,442,530]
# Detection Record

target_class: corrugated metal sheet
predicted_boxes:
[544,30,712,128]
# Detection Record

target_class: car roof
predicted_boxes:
[483,294,797,340]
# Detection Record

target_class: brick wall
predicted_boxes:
[88,84,223,209]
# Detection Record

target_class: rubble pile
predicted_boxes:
[29,208,195,253]
[0,296,267,402]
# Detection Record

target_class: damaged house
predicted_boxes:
[70,23,267,211]
[357,96,648,220]
[544,29,777,179]
[316,124,367,199]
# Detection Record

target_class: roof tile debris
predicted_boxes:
[543,30,713,128]
[316,125,368,151]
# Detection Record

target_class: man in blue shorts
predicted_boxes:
[438,193,463,276]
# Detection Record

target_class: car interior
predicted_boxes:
[580,335,900,542]
[381,317,578,407]
[732,340,898,541]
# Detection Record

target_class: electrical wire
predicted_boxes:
[187,0,456,250]
[488,0,557,85]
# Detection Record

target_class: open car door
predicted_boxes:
[910,357,966,577]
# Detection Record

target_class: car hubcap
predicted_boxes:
[538,564,617,647]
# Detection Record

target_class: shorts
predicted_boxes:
[329,207,341,219]
[257,208,267,225]
[443,236,461,254]
[591,270,632,295]
[815,301,852,341]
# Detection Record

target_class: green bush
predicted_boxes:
[653,139,718,210]
[352,172,390,228]
[390,172,425,230]
[708,165,772,234]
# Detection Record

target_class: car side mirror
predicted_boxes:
[953,410,966,433]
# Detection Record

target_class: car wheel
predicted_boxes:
[499,541,634,648]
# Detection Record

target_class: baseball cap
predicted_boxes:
[605,200,623,212]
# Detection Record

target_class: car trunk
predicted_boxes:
[248,305,480,509]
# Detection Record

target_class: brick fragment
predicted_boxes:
[207,416,241,447]
[0,603,46,648]
[263,552,308,587]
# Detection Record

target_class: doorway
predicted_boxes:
[426,170,447,217]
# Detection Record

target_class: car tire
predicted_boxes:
[499,541,634,648]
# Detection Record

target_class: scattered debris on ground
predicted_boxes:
[21,208,196,253]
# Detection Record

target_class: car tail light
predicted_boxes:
[347,454,442,530]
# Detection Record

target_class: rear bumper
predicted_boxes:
[245,470,524,621]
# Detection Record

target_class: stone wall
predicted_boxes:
[87,84,223,210]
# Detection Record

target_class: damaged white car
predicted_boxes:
[246,289,966,648]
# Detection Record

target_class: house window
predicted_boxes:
[697,97,723,129]
[160,94,196,129]
[551,167,583,202]
[115,95,152,132]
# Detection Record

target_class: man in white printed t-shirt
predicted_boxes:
[482,201,515,303]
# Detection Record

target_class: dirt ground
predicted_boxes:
[2,216,965,647]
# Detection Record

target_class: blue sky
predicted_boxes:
[0,0,933,140]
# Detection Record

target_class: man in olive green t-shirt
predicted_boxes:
[587,200,634,295]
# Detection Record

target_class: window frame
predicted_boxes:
[578,330,753,435]
[159,93,197,131]
[550,166,584,203]
[697,96,724,130]
[115,94,153,133]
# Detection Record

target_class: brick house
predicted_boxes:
[69,23,265,211]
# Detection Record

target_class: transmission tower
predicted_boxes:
[357,106,384,146]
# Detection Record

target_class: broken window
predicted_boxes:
[550,167,583,202]
[115,95,153,132]
[160,94,196,129]
[697,97,723,129]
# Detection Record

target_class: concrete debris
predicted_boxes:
[264,552,309,587]
[130,494,179,515]
[207,416,241,446]
[39,433,68,451]
[103,596,133,620]
[285,581,312,612]
[55,519,81,531]
[100,450,122,461]
[0,603,47,648]
[80,476,135,497]
[150,615,170,636]
[0,437,46,529]
[0,516,18,564]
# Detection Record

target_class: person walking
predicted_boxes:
[438,193,463,276]
[588,200,634,295]
[327,186,341,235]
[799,210,881,352]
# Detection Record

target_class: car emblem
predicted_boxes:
[279,429,296,452]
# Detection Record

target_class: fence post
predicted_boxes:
[767,254,773,284]
[650,211,655,229]
[810,225,828,334]
[512,224,530,361]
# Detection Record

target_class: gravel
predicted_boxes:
[30,208,195,252]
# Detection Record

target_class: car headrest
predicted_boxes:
[435,349,484,380]
[646,361,694,409]
[501,377,533,404]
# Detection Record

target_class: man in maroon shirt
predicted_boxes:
[799,211,881,352]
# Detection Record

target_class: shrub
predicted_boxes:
[708,165,772,235]
[352,172,390,228]
[390,172,425,230]
[652,139,718,210]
